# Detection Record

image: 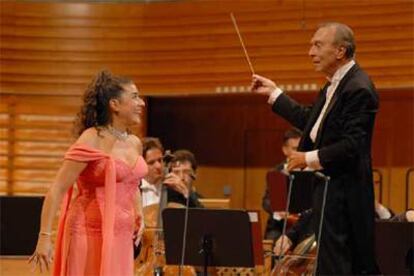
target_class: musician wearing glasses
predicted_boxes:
[166,149,204,209]
[137,142,203,274]
[140,139,202,209]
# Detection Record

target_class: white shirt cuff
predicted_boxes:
[273,212,283,221]
[305,150,323,170]
[267,87,284,105]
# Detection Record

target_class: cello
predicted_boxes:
[135,203,165,275]
[135,204,196,276]
[270,234,317,276]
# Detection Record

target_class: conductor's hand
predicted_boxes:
[273,235,292,256]
[28,234,53,273]
[287,151,307,171]
[250,74,277,96]
[163,172,189,198]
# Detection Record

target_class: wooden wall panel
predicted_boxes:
[196,166,244,208]
[1,0,413,96]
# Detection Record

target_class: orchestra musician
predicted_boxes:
[137,139,202,275]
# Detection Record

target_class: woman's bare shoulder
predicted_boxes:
[75,127,101,148]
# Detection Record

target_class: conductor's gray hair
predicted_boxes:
[319,22,355,59]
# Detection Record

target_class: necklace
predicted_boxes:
[106,125,128,141]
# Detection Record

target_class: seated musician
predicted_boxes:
[135,137,188,258]
[137,139,202,274]
[166,149,204,208]
[140,137,191,208]
[137,138,202,250]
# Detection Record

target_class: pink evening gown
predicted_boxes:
[52,143,148,276]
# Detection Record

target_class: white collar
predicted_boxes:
[328,59,355,84]
[141,179,160,193]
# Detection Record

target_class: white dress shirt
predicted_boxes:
[140,178,161,207]
[268,60,356,169]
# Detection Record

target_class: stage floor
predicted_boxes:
[0,257,46,276]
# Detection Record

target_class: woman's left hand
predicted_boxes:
[133,216,145,246]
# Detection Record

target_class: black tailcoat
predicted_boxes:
[272,64,380,274]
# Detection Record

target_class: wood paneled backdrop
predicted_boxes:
[1,1,413,95]
[0,1,413,233]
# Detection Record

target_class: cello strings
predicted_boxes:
[230,12,255,75]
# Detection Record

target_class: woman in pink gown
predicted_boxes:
[29,70,147,276]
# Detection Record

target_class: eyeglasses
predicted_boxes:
[146,157,163,166]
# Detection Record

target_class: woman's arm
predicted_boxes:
[29,159,87,272]
[40,160,87,234]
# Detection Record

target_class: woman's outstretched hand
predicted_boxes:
[28,234,53,273]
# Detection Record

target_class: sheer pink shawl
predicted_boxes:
[53,143,118,276]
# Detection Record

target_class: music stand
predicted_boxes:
[162,208,255,275]
[0,196,43,256]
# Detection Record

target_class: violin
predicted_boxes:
[271,234,317,276]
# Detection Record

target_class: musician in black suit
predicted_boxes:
[251,22,380,274]
[166,149,204,208]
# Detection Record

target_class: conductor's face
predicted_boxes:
[308,26,341,78]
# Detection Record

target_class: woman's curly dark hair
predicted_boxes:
[73,70,133,137]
